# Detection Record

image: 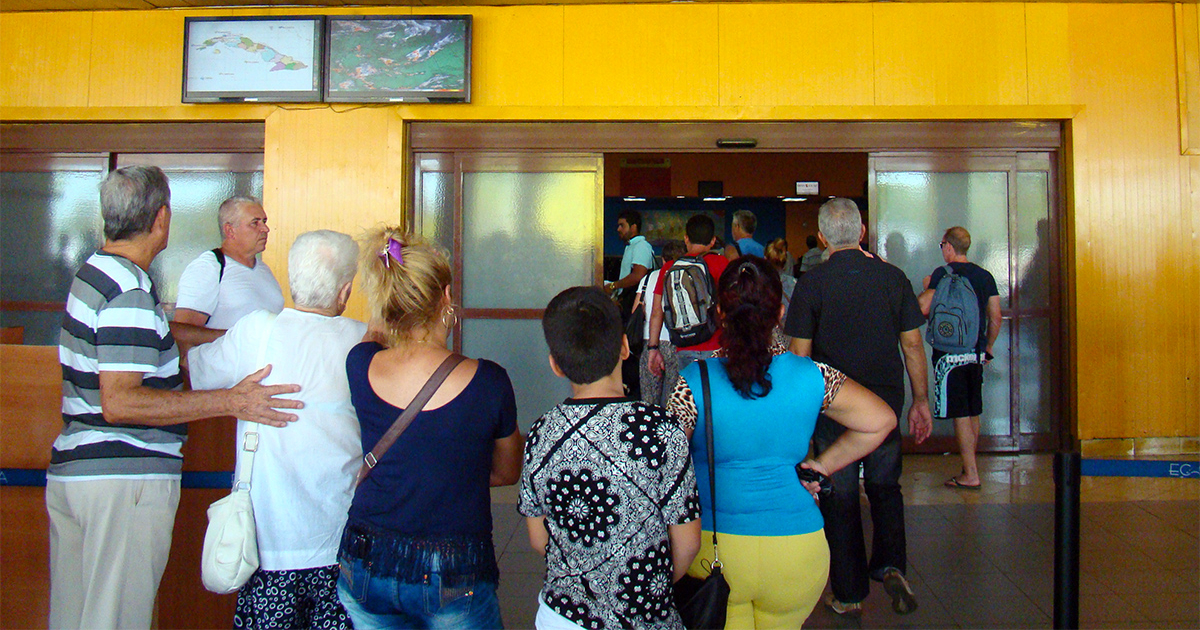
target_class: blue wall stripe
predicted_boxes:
[1080,459,1200,479]
[5,460,1197,488]
[1,469,233,489]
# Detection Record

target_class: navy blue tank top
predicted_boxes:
[345,342,518,537]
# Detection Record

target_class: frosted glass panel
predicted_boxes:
[875,171,1010,307]
[418,171,454,254]
[462,319,572,431]
[1,169,105,344]
[150,170,263,305]
[1016,172,1051,310]
[1018,317,1054,434]
[461,172,596,309]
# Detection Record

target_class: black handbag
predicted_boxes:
[674,360,731,629]
[624,276,649,355]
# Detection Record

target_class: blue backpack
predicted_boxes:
[925,265,981,354]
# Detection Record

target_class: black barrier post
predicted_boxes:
[1054,451,1081,629]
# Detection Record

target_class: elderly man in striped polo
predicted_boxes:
[45,165,303,630]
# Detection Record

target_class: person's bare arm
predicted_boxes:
[525,516,549,557]
[610,264,649,292]
[647,293,666,376]
[489,429,525,487]
[98,365,301,428]
[789,337,813,357]
[917,287,935,317]
[668,519,702,582]
[806,378,896,475]
[899,328,933,444]
[169,320,224,359]
[172,308,211,327]
[985,295,1002,357]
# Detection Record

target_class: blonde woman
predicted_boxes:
[336,229,524,629]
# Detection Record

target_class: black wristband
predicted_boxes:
[647,345,659,350]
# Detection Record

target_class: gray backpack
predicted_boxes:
[662,255,718,347]
[925,265,981,354]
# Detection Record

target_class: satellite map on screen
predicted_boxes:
[328,19,467,96]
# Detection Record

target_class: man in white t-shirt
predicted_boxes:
[175,196,284,330]
[188,230,367,628]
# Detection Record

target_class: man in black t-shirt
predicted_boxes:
[784,198,931,617]
[919,226,1002,490]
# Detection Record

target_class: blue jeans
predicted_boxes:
[337,555,503,630]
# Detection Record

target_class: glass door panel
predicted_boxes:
[870,152,1059,451]
[462,171,599,309]
[1,155,107,345]
[415,152,603,430]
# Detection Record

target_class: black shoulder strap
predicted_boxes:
[212,248,226,282]
[355,354,466,486]
[698,361,718,551]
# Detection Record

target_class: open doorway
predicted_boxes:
[409,121,1065,453]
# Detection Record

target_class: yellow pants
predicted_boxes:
[687,529,830,629]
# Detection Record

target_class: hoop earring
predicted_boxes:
[441,305,458,330]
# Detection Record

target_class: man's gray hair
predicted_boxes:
[99,166,171,241]
[217,196,260,232]
[817,198,863,248]
[288,230,360,310]
[732,209,757,235]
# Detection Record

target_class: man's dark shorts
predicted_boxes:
[932,350,984,419]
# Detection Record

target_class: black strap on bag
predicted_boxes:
[355,354,465,486]
[212,248,226,281]
[674,360,731,629]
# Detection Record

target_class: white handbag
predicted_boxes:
[200,313,275,594]
[200,430,261,594]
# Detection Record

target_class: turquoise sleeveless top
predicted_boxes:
[683,353,826,537]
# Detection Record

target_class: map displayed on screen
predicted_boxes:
[186,19,319,94]
[327,18,467,97]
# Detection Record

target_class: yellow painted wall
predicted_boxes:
[2,3,1197,444]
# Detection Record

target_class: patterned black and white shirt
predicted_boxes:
[519,398,700,630]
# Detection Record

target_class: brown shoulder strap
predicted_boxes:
[355,353,466,486]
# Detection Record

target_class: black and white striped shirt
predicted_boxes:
[50,251,185,480]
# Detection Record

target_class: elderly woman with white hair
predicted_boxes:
[188,229,368,629]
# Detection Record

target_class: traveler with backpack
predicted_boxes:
[647,214,729,378]
[918,226,1002,490]
[174,196,284,330]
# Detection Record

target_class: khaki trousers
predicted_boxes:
[46,478,180,630]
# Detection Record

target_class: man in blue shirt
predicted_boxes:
[731,209,764,258]
[605,209,655,299]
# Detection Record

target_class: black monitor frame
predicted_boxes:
[323,15,472,104]
[183,16,324,104]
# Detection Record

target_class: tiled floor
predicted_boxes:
[490,453,1200,629]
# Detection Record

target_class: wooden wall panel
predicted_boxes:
[0,487,50,629]
[1025,2,1070,105]
[88,11,182,107]
[0,346,60,469]
[1179,3,1200,155]
[0,12,92,108]
[562,4,718,107]
[873,3,1028,106]
[263,107,405,323]
[1066,3,1193,439]
[717,4,874,107]
[428,5,565,107]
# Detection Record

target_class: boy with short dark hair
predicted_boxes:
[520,286,701,630]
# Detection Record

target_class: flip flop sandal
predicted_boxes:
[944,476,982,490]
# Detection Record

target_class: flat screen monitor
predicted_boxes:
[324,15,471,104]
[183,16,324,103]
